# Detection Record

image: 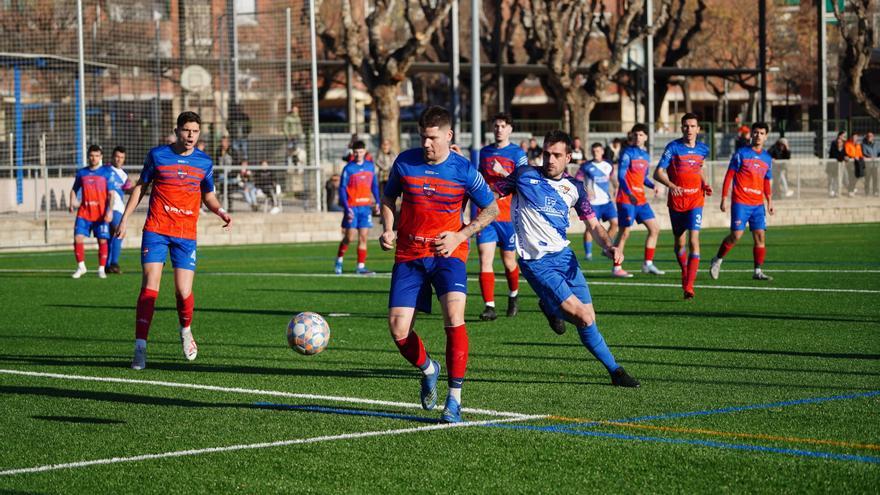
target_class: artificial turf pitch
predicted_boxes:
[0,223,877,493]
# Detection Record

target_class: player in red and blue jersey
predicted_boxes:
[116,112,232,370]
[380,106,499,423]
[653,113,713,299]
[710,121,775,281]
[69,144,114,279]
[475,112,528,321]
[613,124,663,278]
[335,140,380,275]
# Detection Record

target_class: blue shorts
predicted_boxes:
[389,257,468,314]
[141,231,198,271]
[341,206,374,229]
[731,203,766,232]
[592,202,617,223]
[617,202,655,228]
[669,207,703,236]
[476,221,516,251]
[519,248,592,319]
[74,217,110,240]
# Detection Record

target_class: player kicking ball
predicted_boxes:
[116,112,232,370]
[69,145,114,279]
[475,113,528,320]
[494,130,640,388]
[710,122,775,281]
[335,140,380,275]
[380,106,499,423]
[652,113,712,299]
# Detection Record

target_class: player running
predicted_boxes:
[380,106,499,423]
[613,124,664,278]
[494,130,640,388]
[334,140,380,275]
[475,112,528,321]
[116,111,232,370]
[69,144,114,279]
[709,121,775,281]
[576,142,618,261]
[652,113,712,299]
[105,146,132,274]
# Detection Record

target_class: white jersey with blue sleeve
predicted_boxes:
[575,160,613,206]
[495,166,596,261]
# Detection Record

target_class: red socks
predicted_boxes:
[676,248,688,287]
[754,246,766,268]
[444,324,468,381]
[394,331,427,369]
[357,248,367,264]
[717,240,735,259]
[479,272,495,304]
[645,247,655,263]
[135,288,159,340]
[98,242,108,267]
[336,242,349,259]
[504,267,519,293]
[74,242,85,263]
[686,254,700,293]
[176,293,194,328]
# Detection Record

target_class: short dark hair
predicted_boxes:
[419,105,452,129]
[543,130,572,153]
[352,140,366,150]
[112,146,126,155]
[87,144,102,154]
[751,121,769,133]
[491,112,513,126]
[681,112,700,125]
[591,142,604,150]
[631,123,648,135]
[176,111,201,128]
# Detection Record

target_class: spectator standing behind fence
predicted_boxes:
[527,137,542,166]
[374,139,396,193]
[256,160,282,214]
[228,104,251,160]
[845,133,865,197]
[828,132,847,198]
[769,138,794,198]
[734,125,751,150]
[605,137,624,165]
[238,160,259,211]
[283,106,304,165]
[325,174,343,212]
[862,131,879,197]
[570,137,586,167]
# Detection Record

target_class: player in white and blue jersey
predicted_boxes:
[494,130,640,388]
[575,142,617,261]
[104,146,131,274]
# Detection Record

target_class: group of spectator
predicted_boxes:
[828,131,878,197]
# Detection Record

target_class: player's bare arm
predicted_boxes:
[104,194,114,224]
[586,216,623,264]
[115,177,149,239]
[378,195,397,251]
[653,167,683,196]
[434,200,499,257]
[68,188,77,214]
[202,191,232,229]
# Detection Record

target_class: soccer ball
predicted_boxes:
[287,312,330,355]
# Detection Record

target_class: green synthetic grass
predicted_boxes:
[0,223,878,493]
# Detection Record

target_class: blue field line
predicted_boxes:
[566,390,880,429]
[254,401,437,424]
[494,423,880,464]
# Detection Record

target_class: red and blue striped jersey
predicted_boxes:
[139,145,215,240]
[72,166,113,222]
[477,143,528,222]
[384,149,494,263]
[616,146,654,206]
[656,139,710,211]
[339,160,380,208]
[728,147,772,206]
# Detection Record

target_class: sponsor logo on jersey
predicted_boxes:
[163,204,194,216]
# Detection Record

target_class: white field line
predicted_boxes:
[0,369,527,419]
[0,414,547,477]
[1,269,877,294]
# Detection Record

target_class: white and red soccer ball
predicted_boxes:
[287,312,330,355]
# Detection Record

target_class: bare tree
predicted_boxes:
[833,0,880,119]
[317,0,452,151]
[649,0,706,120]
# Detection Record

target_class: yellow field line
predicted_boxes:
[547,416,880,451]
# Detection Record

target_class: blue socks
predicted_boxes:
[577,322,619,372]
[583,241,592,257]
[108,236,123,265]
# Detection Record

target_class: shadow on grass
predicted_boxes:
[31,415,125,425]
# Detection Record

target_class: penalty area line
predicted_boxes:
[0,369,528,419]
[0,414,547,477]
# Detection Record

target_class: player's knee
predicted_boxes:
[387,314,410,339]
[576,307,595,328]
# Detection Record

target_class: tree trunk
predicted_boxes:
[567,90,598,145]
[374,84,402,153]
